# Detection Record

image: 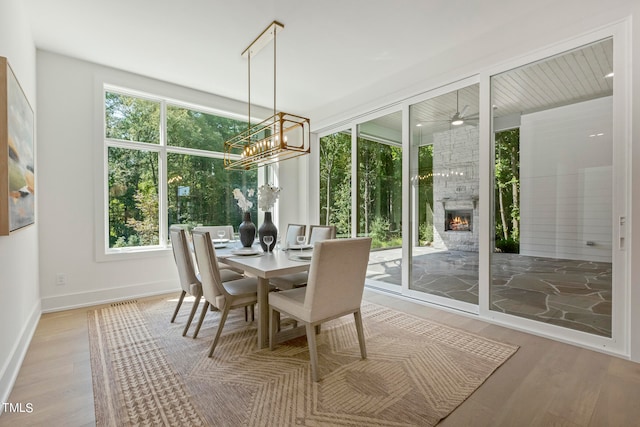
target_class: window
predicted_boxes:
[319,130,352,237]
[356,118,403,249]
[104,88,257,252]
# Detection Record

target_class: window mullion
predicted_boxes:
[159,100,168,245]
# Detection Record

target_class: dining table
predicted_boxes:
[216,244,312,349]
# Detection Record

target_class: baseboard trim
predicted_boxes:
[41,280,180,313]
[0,300,41,408]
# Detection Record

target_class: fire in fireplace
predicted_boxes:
[445,209,472,232]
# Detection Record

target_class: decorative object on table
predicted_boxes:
[223,21,310,171]
[233,188,255,247]
[257,184,281,251]
[0,57,35,236]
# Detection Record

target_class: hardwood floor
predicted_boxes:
[2,290,640,426]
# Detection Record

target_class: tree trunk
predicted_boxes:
[325,172,331,225]
[498,186,508,240]
[510,148,519,238]
[511,179,519,237]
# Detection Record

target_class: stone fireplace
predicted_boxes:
[431,126,479,252]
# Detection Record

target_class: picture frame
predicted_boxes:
[0,57,35,235]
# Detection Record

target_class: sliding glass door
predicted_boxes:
[490,38,616,337]
[357,112,403,288]
[407,84,480,308]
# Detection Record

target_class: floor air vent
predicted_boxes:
[110,299,138,307]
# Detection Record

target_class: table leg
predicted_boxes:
[257,277,269,349]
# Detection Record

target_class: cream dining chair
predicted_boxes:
[268,237,372,381]
[193,225,242,274]
[169,225,243,336]
[191,230,271,357]
[284,223,306,248]
[270,224,337,290]
[193,225,234,240]
[308,225,337,243]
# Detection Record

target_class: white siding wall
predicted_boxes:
[519,96,613,262]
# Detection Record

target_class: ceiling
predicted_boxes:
[23,0,561,123]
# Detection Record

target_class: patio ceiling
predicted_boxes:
[367,38,613,138]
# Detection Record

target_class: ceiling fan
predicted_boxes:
[417,90,478,128]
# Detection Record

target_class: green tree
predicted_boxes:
[357,138,401,244]
[319,131,351,231]
[106,91,256,248]
[418,144,434,245]
[495,128,520,249]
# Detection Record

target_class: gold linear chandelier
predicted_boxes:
[224,21,310,170]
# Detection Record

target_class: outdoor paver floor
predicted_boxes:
[366,247,612,337]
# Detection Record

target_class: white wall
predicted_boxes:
[520,97,613,262]
[36,51,273,311]
[0,0,38,405]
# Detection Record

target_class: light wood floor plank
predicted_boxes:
[2,290,640,426]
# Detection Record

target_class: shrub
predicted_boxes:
[370,217,390,242]
[495,238,519,253]
[419,222,433,245]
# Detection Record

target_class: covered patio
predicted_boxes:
[366,247,612,337]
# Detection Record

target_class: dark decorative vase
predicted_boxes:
[238,211,256,247]
[258,212,278,252]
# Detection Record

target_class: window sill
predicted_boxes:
[97,246,172,262]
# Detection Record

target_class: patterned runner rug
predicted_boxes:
[88,296,517,426]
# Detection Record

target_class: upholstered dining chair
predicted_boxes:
[308,225,337,244]
[191,230,267,357]
[270,224,337,291]
[169,225,243,337]
[193,225,234,240]
[268,237,372,381]
[284,223,306,248]
[193,225,243,274]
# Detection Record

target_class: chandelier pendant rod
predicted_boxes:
[248,49,251,129]
[273,24,277,118]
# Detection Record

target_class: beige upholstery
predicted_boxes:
[268,237,372,381]
[169,225,242,336]
[169,225,202,336]
[191,230,265,357]
[284,224,306,248]
[308,225,337,244]
[193,225,234,240]
[193,225,243,274]
[270,224,337,290]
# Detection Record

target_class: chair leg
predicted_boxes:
[193,301,210,339]
[170,291,186,323]
[315,324,321,334]
[269,308,280,350]
[182,294,201,336]
[306,323,320,382]
[244,305,255,322]
[354,310,367,359]
[208,305,231,357]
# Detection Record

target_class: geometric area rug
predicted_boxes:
[88,296,518,426]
